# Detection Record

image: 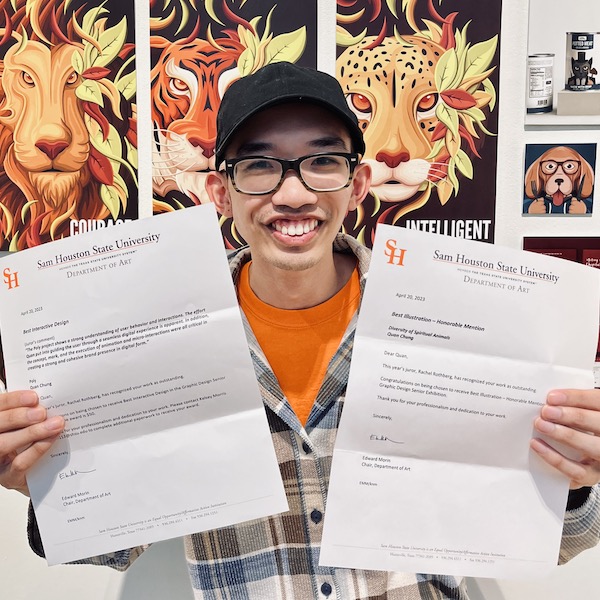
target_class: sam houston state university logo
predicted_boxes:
[384,239,407,266]
[3,267,19,289]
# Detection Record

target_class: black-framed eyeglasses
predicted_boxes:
[224,152,360,195]
[540,159,581,175]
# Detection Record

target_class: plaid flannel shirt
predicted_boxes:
[29,233,600,599]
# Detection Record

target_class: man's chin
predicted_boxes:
[265,249,320,272]
[253,240,321,272]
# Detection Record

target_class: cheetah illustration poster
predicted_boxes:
[336,0,501,245]
[0,0,138,252]
[150,0,317,248]
[523,143,596,215]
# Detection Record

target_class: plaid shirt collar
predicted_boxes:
[227,233,371,434]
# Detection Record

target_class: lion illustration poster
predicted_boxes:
[336,0,501,246]
[150,0,317,248]
[523,143,596,215]
[0,0,138,252]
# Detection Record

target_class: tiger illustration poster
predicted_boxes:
[150,0,317,248]
[336,0,501,245]
[0,0,138,252]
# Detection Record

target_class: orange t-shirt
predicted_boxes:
[238,262,360,425]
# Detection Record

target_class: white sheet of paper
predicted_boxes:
[0,204,287,565]
[320,225,600,579]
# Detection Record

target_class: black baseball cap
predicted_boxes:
[215,61,365,167]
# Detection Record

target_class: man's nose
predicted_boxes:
[271,170,318,207]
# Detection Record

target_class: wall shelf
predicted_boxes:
[525,109,600,129]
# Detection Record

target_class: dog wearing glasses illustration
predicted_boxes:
[524,146,595,214]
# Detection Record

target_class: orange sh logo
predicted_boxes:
[3,267,19,289]
[384,239,407,266]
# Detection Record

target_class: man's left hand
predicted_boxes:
[531,389,600,489]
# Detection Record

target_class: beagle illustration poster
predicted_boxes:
[523,143,596,215]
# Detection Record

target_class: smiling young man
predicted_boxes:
[208,101,367,308]
[2,62,600,599]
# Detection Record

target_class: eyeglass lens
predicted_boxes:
[233,155,351,193]
[540,160,580,175]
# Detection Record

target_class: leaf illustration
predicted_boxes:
[82,66,111,80]
[204,0,225,26]
[426,138,445,161]
[444,127,460,157]
[86,117,123,162]
[422,18,443,41]
[435,49,459,92]
[95,17,127,68]
[100,184,121,220]
[50,203,77,241]
[89,147,114,185]
[336,25,367,47]
[82,5,108,36]
[176,0,189,36]
[249,15,262,30]
[82,101,110,140]
[458,124,481,158]
[455,149,473,179]
[436,103,459,137]
[483,78,497,111]
[84,39,100,69]
[116,70,136,100]
[76,80,104,106]
[98,80,123,120]
[430,122,447,142]
[464,36,498,80]
[459,114,479,139]
[472,90,492,110]
[116,52,135,79]
[238,48,254,77]
[337,9,366,23]
[266,27,306,64]
[14,26,28,55]
[113,172,130,197]
[447,159,460,193]
[436,179,454,205]
[388,0,399,19]
[72,50,84,74]
[0,201,13,237]
[20,200,36,223]
[441,89,477,110]
[263,5,276,39]
[126,119,137,147]
[459,69,496,94]
[462,106,486,124]
[111,175,129,212]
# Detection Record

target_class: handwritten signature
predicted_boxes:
[58,468,97,480]
[370,434,404,444]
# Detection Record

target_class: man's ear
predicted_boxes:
[205,171,233,217]
[347,162,372,211]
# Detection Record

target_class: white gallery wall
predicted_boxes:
[1,0,600,598]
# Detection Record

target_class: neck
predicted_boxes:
[248,253,356,310]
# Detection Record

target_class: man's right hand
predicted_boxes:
[0,390,64,496]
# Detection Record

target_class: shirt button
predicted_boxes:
[310,509,322,524]
[321,582,332,596]
[302,441,312,454]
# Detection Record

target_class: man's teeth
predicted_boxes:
[274,219,318,236]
